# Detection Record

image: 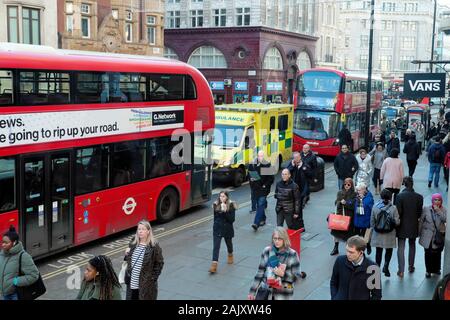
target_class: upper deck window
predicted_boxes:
[0,70,13,106]
[19,71,70,105]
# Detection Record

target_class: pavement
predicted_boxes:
[36,142,447,300]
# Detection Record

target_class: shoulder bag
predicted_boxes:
[328,205,351,231]
[431,210,446,249]
[16,252,46,300]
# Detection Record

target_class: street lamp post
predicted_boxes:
[431,0,437,73]
[364,0,375,148]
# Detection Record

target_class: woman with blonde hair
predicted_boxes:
[248,227,300,300]
[209,191,237,273]
[124,220,164,300]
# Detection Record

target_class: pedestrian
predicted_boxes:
[124,220,164,300]
[444,151,450,191]
[355,148,372,187]
[427,137,446,188]
[386,130,400,155]
[394,177,423,278]
[427,121,438,141]
[338,125,352,149]
[287,151,308,209]
[369,134,382,151]
[330,178,357,256]
[439,119,450,139]
[404,128,412,143]
[426,122,438,142]
[380,148,404,203]
[369,142,388,195]
[330,235,382,300]
[403,132,420,177]
[415,122,425,152]
[275,169,303,230]
[248,227,300,300]
[0,226,39,300]
[249,150,274,231]
[300,144,317,206]
[432,272,450,300]
[370,189,400,277]
[354,183,374,255]
[76,255,122,300]
[334,144,359,190]
[209,191,236,273]
[419,193,447,278]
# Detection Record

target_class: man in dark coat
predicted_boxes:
[386,130,400,155]
[275,169,303,229]
[426,122,438,142]
[338,125,352,148]
[287,151,308,206]
[300,144,317,206]
[403,133,420,177]
[330,236,382,300]
[334,144,359,190]
[394,177,423,277]
[249,150,274,231]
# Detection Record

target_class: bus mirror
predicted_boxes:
[245,136,250,149]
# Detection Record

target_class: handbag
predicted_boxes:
[255,283,271,300]
[16,252,46,300]
[118,261,128,284]
[328,205,351,231]
[431,211,445,249]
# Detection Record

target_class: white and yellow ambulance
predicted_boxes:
[212,103,293,187]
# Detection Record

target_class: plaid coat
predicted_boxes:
[249,246,300,300]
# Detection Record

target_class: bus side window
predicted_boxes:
[0,158,16,213]
[185,75,197,99]
[0,70,13,106]
[245,126,255,149]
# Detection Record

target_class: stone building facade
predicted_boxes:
[57,0,165,55]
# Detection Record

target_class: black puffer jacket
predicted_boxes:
[286,161,307,195]
[333,152,358,180]
[301,151,317,181]
[403,137,420,161]
[213,202,236,238]
[274,179,301,216]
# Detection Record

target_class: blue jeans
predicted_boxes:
[251,188,257,211]
[429,163,441,187]
[3,292,18,300]
[253,196,267,226]
[338,178,344,190]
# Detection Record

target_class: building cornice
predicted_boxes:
[165,26,319,41]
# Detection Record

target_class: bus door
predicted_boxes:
[191,133,212,205]
[20,151,73,256]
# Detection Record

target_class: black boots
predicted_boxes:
[366,243,372,255]
[383,265,391,277]
[330,242,339,256]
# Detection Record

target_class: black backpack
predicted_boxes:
[374,204,395,233]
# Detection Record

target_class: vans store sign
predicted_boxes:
[403,73,446,98]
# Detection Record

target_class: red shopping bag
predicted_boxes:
[328,206,350,231]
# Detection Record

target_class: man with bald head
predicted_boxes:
[248,150,274,231]
[274,169,303,229]
[300,144,317,206]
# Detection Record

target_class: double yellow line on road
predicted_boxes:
[41,214,214,280]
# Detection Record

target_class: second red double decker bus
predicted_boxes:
[293,68,383,156]
[0,44,214,258]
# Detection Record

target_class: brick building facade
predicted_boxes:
[165,26,317,104]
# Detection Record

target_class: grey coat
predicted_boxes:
[370,201,400,249]
[419,206,447,250]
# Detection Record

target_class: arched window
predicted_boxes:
[164,47,179,60]
[297,51,312,70]
[188,46,227,68]
[263,47,283,70]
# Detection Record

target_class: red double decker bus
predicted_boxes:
[293,68,383,156]
[0,44,214,258]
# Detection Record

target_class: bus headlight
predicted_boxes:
[223,160,231,166]
[332,138,340,146]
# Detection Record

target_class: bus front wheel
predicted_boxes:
[156,188,179,223]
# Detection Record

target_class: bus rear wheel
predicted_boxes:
[156,188,179,223]
[233,167,245,187]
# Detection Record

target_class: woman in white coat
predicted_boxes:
[356,148,373,188]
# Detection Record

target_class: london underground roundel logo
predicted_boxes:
[122,197,137,215]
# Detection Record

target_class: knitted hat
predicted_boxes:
[3,225,19,243]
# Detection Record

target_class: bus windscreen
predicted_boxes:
[296,71,342,110]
